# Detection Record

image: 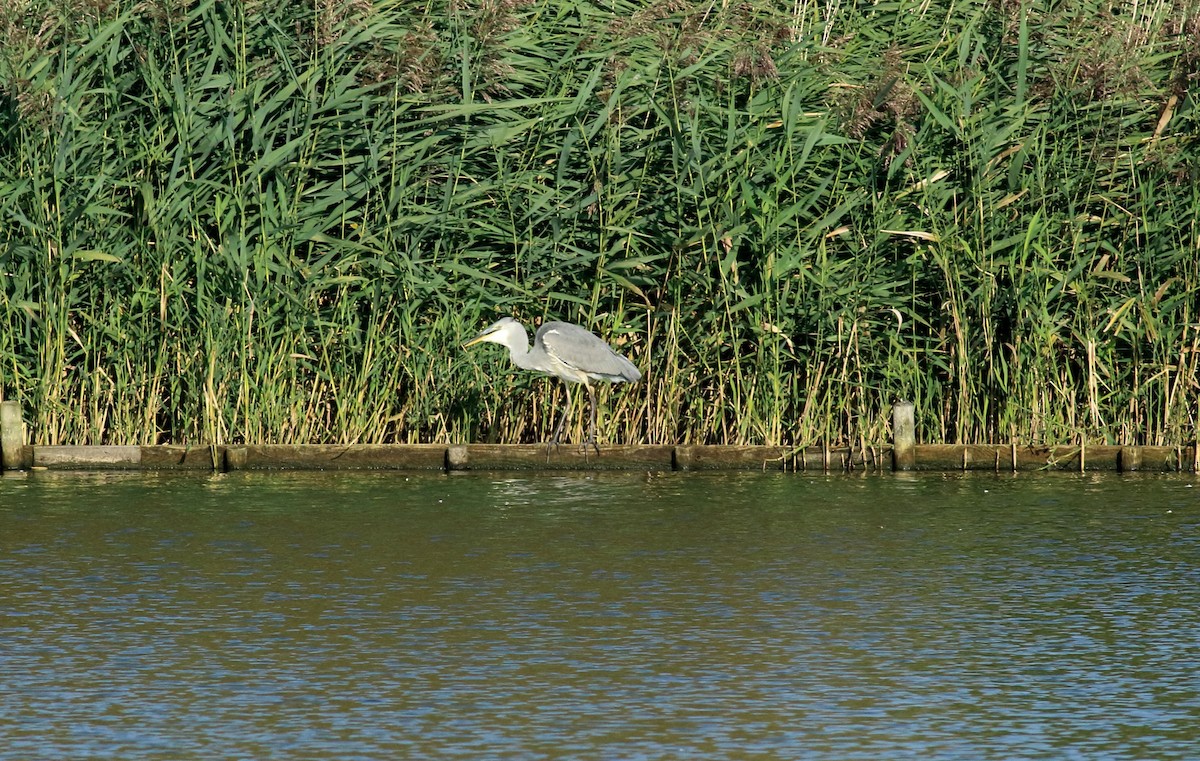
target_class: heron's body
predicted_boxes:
[463,317,641,450]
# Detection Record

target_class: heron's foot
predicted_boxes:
[545,434,567,458]
[579,437,600,456]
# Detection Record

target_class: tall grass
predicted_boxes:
[0,0,1197,447]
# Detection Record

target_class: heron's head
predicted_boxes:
[463,317,526,351]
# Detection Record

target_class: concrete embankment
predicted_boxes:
[2,443,1196,473]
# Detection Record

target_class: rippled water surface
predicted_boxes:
[2,470,1199,759]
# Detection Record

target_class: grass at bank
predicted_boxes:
[1,0,1198,447]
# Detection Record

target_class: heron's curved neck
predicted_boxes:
[506,334,540,371]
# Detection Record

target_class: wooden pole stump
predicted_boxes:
[892,400,915,471]
[1,401,24,472]
[1119,446,1142,472]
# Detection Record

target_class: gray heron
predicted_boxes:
[463,317,642,452]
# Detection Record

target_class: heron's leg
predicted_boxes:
[583,384,599,455]
[547,383,572,453]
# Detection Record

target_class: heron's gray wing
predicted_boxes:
[538,322,642,383]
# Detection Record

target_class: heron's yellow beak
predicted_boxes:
[462,328,494,349]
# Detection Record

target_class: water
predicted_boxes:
[2,470,1198,759]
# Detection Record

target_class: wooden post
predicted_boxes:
[1119,446,1142,472]
[224,446,247,471]
[447,445,469,470]
[1,401,25,471]
[892,400,915,471]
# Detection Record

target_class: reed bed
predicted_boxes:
[0,0,1197,447]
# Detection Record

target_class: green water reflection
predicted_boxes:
[2,471,1198,759]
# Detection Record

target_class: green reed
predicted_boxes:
[0,0,1197,447]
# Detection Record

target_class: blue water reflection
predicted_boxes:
[2,471,1198,759]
